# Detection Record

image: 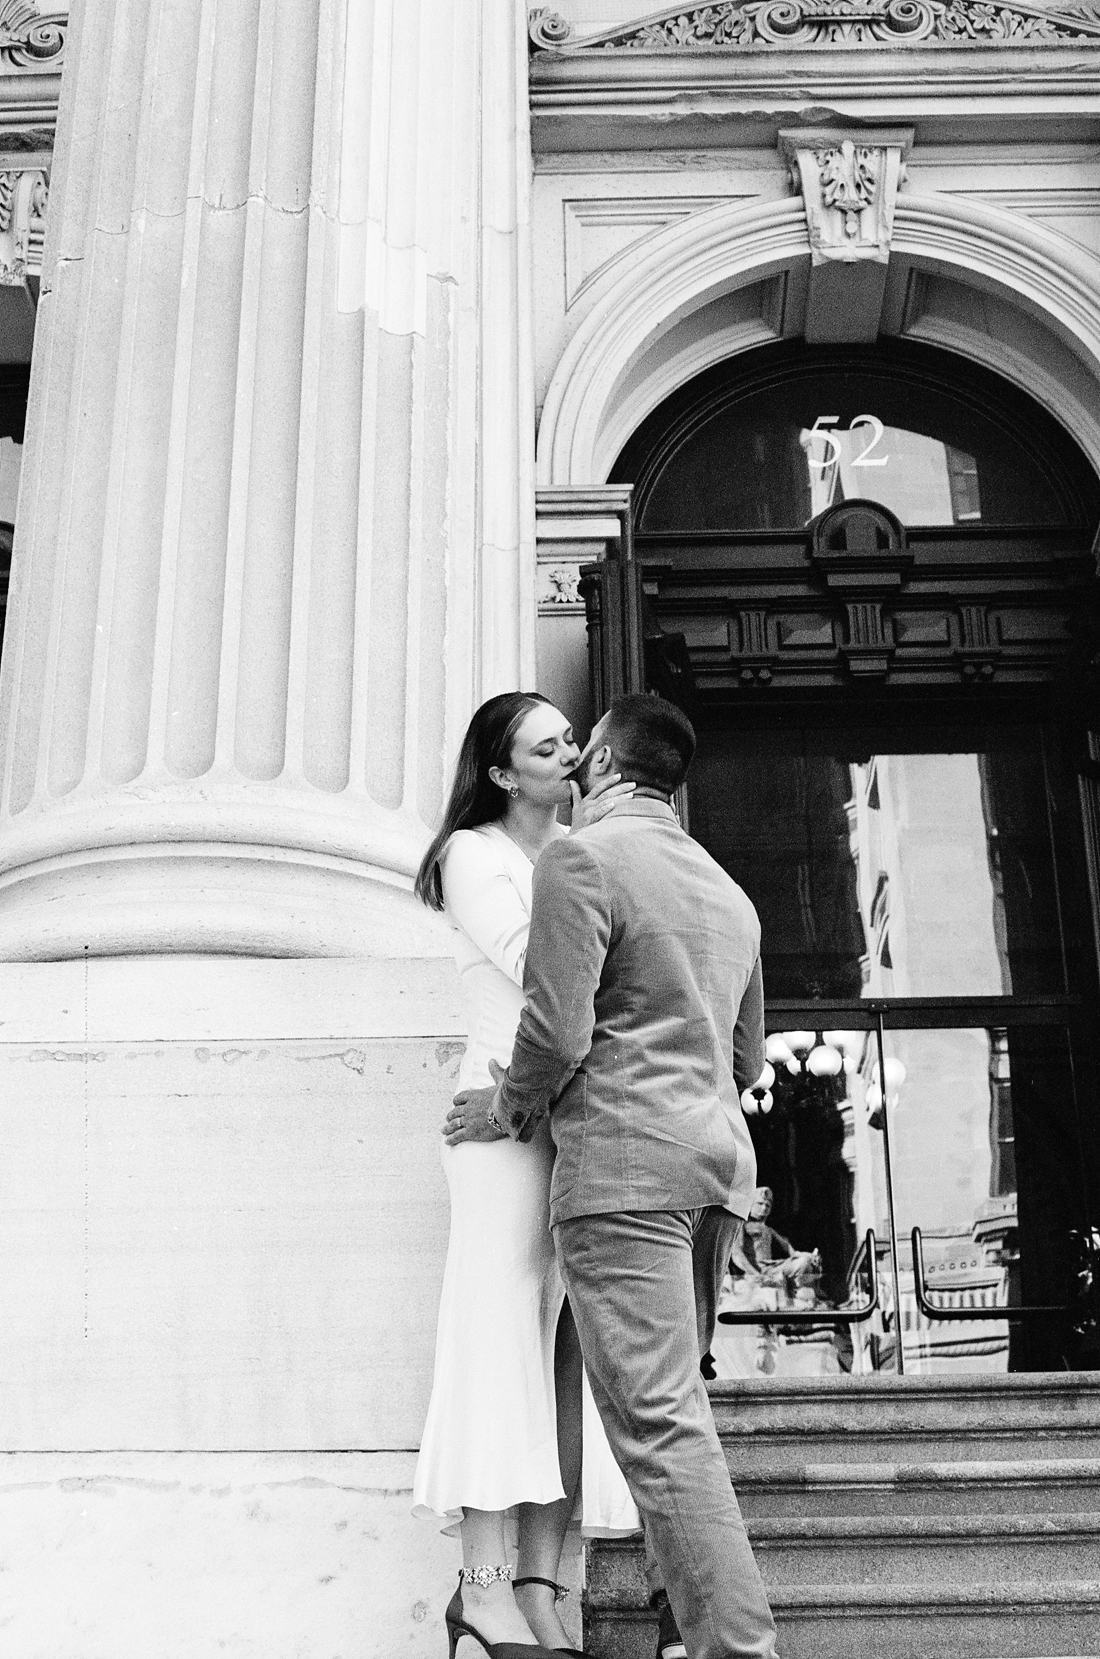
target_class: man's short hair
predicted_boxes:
[604,693,696,795]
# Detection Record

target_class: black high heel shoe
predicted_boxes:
[444,1577,560,1659]
[512,1576,596,1659]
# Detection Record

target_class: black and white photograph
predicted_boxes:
[2,3,1100,1657]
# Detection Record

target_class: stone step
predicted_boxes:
[732,1458,1100,1518]
[709,1374,1100,1471]
[585,1582,1100,1659]
[586,1513,1100,1599]
[767,1582,1100,1659]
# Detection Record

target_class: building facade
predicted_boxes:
[2,1,1100,1654]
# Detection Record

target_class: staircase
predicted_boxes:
[583,1374,1100,1659]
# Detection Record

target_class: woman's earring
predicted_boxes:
[508,785,519,799]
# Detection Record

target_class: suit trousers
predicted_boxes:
[555,1207,779,1659]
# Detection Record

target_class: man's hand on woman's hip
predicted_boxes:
[444,1059,508,1145]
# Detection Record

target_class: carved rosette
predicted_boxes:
[0,1,66,68]
[780,129,912,265]
[0,162,48,285]
[530,0,1100,48]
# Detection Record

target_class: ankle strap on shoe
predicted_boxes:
[460,1564,513,1591]
[513,1576,569,1601]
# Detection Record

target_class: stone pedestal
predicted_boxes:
[0,0,536,959]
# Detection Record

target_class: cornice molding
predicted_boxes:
[0,2,65,71]
[529,0,1100,50]
[0,6,65,148]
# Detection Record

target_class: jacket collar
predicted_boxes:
[603,796,677,821]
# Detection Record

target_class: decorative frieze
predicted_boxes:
[528,0,1100,49]
[0,1,66,69]
[622,507,1086,694]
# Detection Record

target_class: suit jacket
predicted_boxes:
[496,797,764,1227]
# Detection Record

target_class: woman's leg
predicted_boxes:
[515,1301,584,1650]
[460,1509,540,1647]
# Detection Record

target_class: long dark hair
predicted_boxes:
[415,692,554,911]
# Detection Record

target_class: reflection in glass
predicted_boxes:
[689,723,1081,1000]
[711,1025,1085,1379]
[713,1037,859,1381]
[802,421,981,527]
[620,350,1090,532]
[876,1026,1082,1375]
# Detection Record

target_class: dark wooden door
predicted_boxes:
[582,338,1100,1374]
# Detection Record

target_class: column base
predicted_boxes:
[0,1451,455,1658]
[0,843,450,960]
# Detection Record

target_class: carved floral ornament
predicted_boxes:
[0,1,66,68]
[537,561,585,610]
[528,0,1100,49]
[0,162,48,284]
[780,129,912,262]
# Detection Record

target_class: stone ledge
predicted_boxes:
[0,955,465,1042]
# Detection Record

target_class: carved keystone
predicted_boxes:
[780,127,912,340]
[780,127,913,265]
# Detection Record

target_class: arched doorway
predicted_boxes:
[586,336,1100,1377]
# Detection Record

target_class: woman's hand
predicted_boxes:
[444,1064,508,1146]
[569,771,636,830]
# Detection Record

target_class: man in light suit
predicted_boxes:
[455,692,779,1659]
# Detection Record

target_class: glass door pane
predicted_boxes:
[712,1020,1090,1379]
[689,720,1088,1002]
[882,1024,1084,1376]
[713,1028,866,1381]
[696,715,1099,1377]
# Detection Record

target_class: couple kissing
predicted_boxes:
[413,691,778,1659]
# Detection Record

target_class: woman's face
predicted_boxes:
[497,704,581,807]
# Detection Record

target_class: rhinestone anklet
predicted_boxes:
[461,1563,513,1592]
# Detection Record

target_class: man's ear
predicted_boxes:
[588,743,615,778]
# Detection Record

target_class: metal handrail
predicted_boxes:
[716,1229,879,1328]
[910,1226,1069,1323]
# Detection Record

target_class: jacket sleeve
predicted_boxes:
[732,954,766,1094]
[496,836,612,1142]
[440,831,528,987]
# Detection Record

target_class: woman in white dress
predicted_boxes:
[413,692,638,1659]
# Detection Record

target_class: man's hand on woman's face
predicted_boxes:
[569,770,635,830]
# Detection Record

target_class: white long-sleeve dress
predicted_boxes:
[413,822,639,1535]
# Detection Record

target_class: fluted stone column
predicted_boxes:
[0,0,536,959]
